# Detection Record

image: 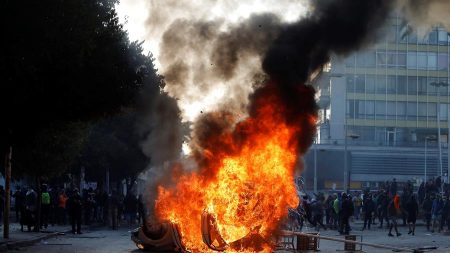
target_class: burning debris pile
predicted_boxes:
[128,0,447,252]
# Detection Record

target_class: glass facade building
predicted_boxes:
[306,15,450,189]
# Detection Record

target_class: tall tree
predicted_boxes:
[1,0,149,174]
[0,0,159,233]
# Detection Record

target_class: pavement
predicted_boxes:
[0,219,449,252]
[0,222,75,252]
[279,220,450,253]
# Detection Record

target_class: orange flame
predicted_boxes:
[155,84,316,252]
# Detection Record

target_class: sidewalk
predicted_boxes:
[0,222,71,251]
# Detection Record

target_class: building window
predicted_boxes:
[366,75,376,94]
[408,76,418,95]
[418,77,427,95]
[427,77,438,95]
[429,29,438,45]
[387,76,396,94]
[407,102,417,120]
[439,29,449,45]
[365,50,376,67]
[355,75,365,93]
[438,53,448,71]
[417,52,427,69]
[418,102,427,121]
[357,100,365,119]
[407,52,417,69]
[375,101,386,119]
[397,76,407,94]
[346,75,355,92]
[427,103,437,120]
[386,51,396,68]
[377,50,387,67]
[397,101,406,120]
[440,103,448,120]
[387,101,396,119]
[376,76,386,94]
[427,52,437,70]
[397,52,406,69]
[365,100,375,119]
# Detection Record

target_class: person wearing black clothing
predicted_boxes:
[138,194,146,226]
[406,195,419,235]
[68,189,83,234]
[422,196,433,231]
[362,195,375,230]
[339,193,354,235]
[13,187,23,223]
[124,192,138,227]
[441,196,450,232]
[377,191,390,228]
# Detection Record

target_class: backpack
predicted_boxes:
[42,192,51,205]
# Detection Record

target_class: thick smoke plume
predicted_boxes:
[400,0,450,30]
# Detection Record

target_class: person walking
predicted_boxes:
[57,190,68,225]
[40,184,51,229]
[311,197,327,231]
[440,196,449,232]
[25,187,38,232]
[422,195,433,231]
[362,194,375,230]
[431,195,443,233]
[124,192,138,227]
[13,187,23,223]
[406,195,419,235]
[68,188,83,234]
[332,194,340,230]
[353,193,362,221]
[387,194,401,237]
[339,193,354,235]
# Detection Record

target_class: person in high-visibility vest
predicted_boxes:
[41,184,51,229]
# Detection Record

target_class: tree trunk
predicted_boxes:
[3,146,12,239]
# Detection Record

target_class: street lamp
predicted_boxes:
[424,135,437,183]
[430,81,449,191]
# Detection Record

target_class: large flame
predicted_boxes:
[155,83,316,252]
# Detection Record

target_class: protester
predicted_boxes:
[440,196,450,232]
[339,193,353,235]
[362,194,375,230]
[124,192,138,227]
[40,184,51,229]
[310,196,327,231]
[68,188,83,234]
[13,187,23,223]
[431,195,443,233]
[406,195,419,235]
[387,194,401,237]
[422,195,433,231]
[57,189,68,225]
[25,187,38,232]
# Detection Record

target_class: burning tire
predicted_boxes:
[131,222,188,252]
[201,210,228,251]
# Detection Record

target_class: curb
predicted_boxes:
[0,230,71,252]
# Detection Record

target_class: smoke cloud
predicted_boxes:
[400,0,450,30]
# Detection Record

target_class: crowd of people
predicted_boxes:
[291,177,450,237]
[9,184,146,234]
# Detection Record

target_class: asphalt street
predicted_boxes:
[16,223,450,253]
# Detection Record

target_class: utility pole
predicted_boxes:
[4,146,11,239]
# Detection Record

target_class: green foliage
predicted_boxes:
[1,0,158,179]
